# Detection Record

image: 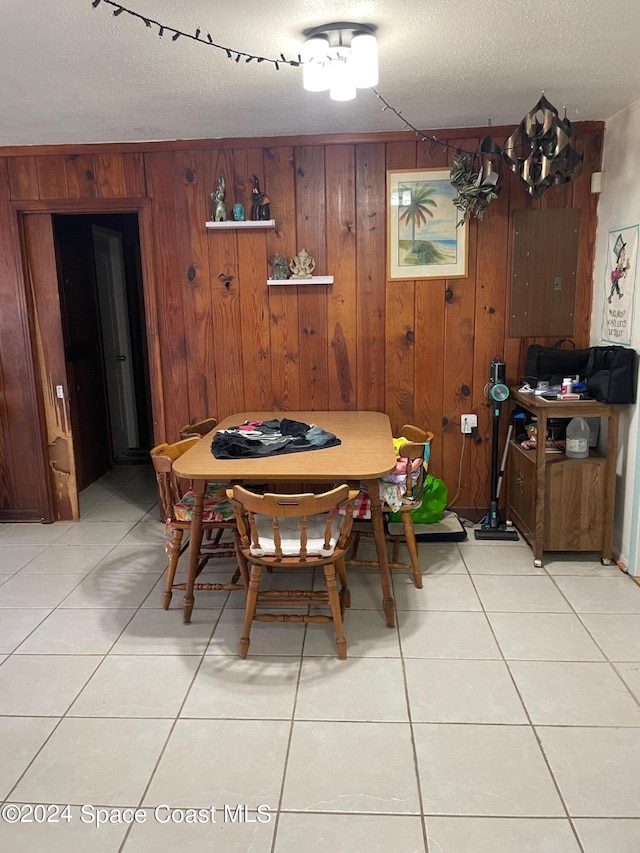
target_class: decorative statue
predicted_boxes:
[271,254,291,280]
[212,175,226,222]
[250,173,271,221]
[289,248,316,280]
[232,202,246,222]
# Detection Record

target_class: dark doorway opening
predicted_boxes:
[53,212,153,492]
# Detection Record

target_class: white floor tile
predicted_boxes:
[393,573,482,611]
[0,573,83,608]
[405,659,527,723]
[11,717,172,806]
[110,608,218,655]
[488,612,606,661]
[0,544,48,572]
[143,718,290,807]
[59,571,161,609]
[16,544,115,574]
[0,609,52,654]
[16,609,135,654]
[275,813,425,853]
[414,724,564,816]
[282,720,420,812]
[0,805,129,853]
[0,654,101,715]
[473,575,571,612]
[425,817,580,852]
[538,727,640,816]
[124,809,274,853]
[0,716,58,799]
[69,655,200,717]
[398,611,501,659]
[553,576,640,613]
[573,818,640,853]
[508,661,640,725]
[579,613,640,660]
[181,655,299,719]
[296,657,409,721]
[56,521,138,546]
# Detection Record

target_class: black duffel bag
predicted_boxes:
[525,339,637,404]
[525,339,591,386]
[585,346,637,404]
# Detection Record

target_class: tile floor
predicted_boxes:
[0,464,639,852]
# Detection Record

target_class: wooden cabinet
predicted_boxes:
[506,389,622,567]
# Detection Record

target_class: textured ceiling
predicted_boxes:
[2,0,640,147]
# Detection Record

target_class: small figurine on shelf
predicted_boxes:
[250,173,271,221]
[289,249,316,280]
[271,254,291,280]
[232,203,246,222]
[212,175,226,222]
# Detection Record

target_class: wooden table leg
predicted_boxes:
[183,478,205,624]
[366,478,395,628]
[602,408,619,564]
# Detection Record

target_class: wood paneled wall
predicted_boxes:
[0,124,603,517]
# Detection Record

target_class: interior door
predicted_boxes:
[92,225,139,459]
[23,214,79,519]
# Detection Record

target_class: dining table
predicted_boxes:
[171,410,398,627]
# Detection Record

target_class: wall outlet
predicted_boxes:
[461,414,477,434]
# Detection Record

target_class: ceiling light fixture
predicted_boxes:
[302,22,378,102]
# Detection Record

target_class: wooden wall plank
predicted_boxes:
[7,156,39,199]
[440,137,479,509]
[203,149,245,420]
[64,154,97,199]
[355,143,386,413]
[233,148,272,410]
[123,152,146,197]
[144,151,189,441]
[264,146,300,410]
[0,159,51,518]
[325,145,357,410]
[384,141,418,433]
[294,146,329,410]
[95,153,127,198]
[36,155,68,199]
[413,140,451,481]
[173,149,214,424]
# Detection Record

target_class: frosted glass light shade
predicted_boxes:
[351,32,378,87]
[301,24,377,99]
[302,36,330,92]
[328,48,356,101]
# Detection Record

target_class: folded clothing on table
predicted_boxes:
[211,418,341,459]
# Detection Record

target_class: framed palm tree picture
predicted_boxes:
[387,168,468,280]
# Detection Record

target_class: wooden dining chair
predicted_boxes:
[228,484,358,660]
[151,437,243,609]
[347,425,434,588]
[178,417,218,439]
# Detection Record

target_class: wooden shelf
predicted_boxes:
[267,276,334,286]
[205,220,275,230]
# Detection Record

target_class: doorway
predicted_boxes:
[53,212,152,492]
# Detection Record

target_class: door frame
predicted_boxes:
[14,197,162,519]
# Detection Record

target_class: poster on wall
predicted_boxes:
[602,224,638,345]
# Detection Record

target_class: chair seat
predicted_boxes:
[173,482,235,523]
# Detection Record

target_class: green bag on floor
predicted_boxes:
[388,474,448,525]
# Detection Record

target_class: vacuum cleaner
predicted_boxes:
[474,359,519,541]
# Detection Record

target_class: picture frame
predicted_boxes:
[387,168,468,280]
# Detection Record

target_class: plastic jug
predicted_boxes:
[565,417,590,459]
